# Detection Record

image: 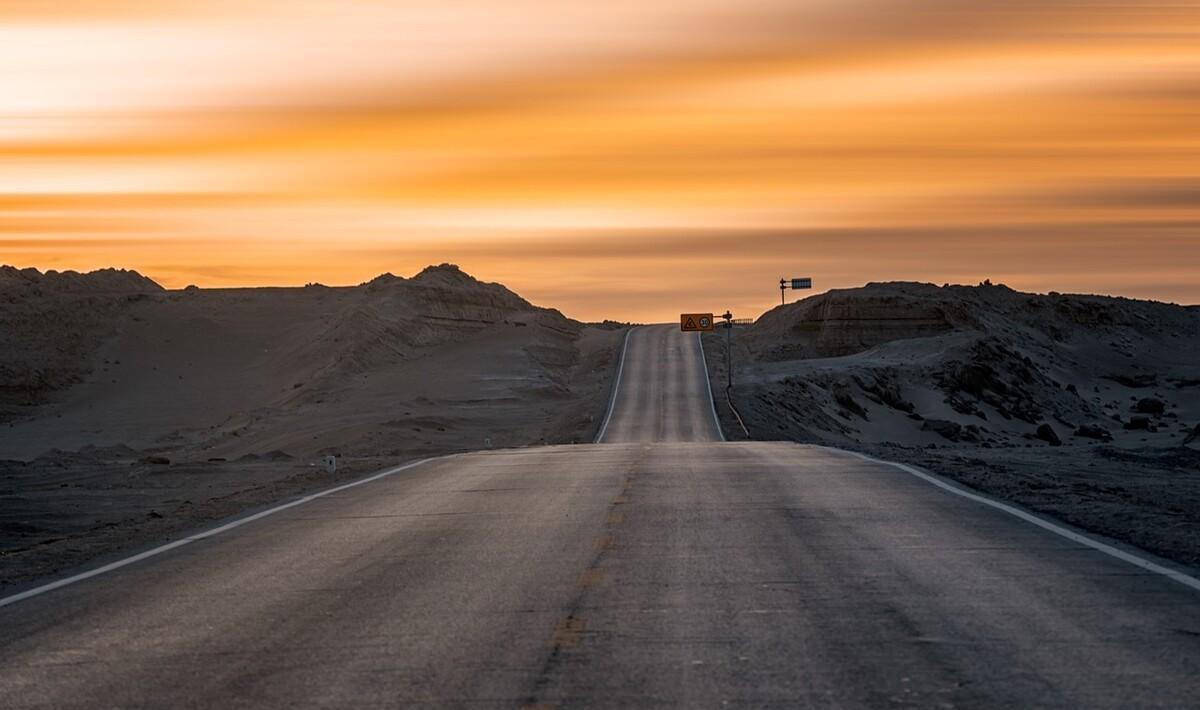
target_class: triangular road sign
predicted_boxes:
[680,313,715,332]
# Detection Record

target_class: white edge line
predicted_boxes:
[824,446,1200,593]
[593,327,633,444]
[0,455,447,609]
[696,332,726,442]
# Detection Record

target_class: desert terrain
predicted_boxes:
[707,281,1200,566]
[0,264,624,586]
[4,272,1200,708]
[6,270,1199,589]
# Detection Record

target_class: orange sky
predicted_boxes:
[2,0,1199,321]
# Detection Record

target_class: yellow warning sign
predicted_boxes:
[680,313,715,332]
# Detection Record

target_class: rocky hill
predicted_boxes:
[0,264,620,460]
[733,281,1200,450]
[710,281,1200,567]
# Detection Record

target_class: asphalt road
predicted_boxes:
[597,324,723,444]
[2,324,1198,708]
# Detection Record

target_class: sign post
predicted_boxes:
[779,276,813,304]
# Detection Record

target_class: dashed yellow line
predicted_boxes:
[577,568,604,588]
[551,615,586,648]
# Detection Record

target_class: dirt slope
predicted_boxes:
[0,266,163,420]
[736,281,1199,449]
[2,263,618,461]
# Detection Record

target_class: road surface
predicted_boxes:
[1,324,1198,708]
[596,325,722,444]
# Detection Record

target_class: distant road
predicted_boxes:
[596,324,723,443]
[2,325,1198,708]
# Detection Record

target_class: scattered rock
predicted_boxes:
[1104,373,1157,388]
[1124,416,1155,432]
[831,383,867,419]
[1074,424,1113,442]
[962,423,986,443]
[922,419,962,442]
[953,363,1003,397]
[854,372,914,412]
[1135,397,1166,415]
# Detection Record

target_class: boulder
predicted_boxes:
[1135,398,1166,415]
[1035,423,1062,446]
[1124,416,1154,431]
[922,419,962,442]
[1074,424,1113,442]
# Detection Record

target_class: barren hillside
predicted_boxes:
[1,263,619,460]
[0,266,163,420]
[706,281,1200,566]
[735,281,1199,450]
[0,264,624,585]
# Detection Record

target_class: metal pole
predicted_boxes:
[721,310,734,392]
[726,321,732,390]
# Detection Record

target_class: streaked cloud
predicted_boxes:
[1,0,1198,319]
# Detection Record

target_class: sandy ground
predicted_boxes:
[705,281,1200,569]
[0,265,625,589]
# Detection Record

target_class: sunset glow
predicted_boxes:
[3,0,1199,320]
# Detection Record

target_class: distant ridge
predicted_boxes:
[0,266,163,293]
[0,262,571,423]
